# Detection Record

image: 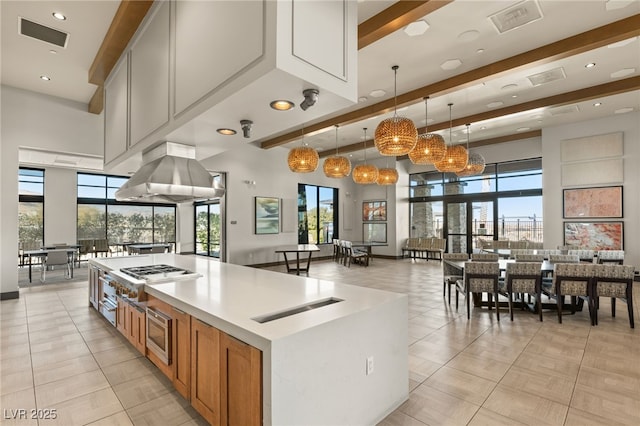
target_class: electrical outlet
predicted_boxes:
[366,356,374,375]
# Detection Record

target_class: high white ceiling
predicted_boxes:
[2,0,639,168]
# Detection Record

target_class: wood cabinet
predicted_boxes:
[116,296,145,355]
[220,332,262,426]
[191,318,221,426]
[172,306,191,399]
[128,304,146,355]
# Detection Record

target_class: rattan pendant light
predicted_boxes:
[376,166,399,185]
[287,126,319,173]
[408,96,446,164]
[352,128,379,184]
[374,65,418,156]
[434,103,468,173]
[323,125,351,178]
[456,123,486,177]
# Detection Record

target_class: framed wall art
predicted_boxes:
[563,186,622,218]
[255,196,280,234]
[362,201,387,221]
[363,223,387,243]
[563,222,623,250]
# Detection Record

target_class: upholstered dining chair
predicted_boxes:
[514,254,545,262]
[510,249,534,258]
[456,261,502,320]
[592,264,635,328]
[471,253,499,262]
[332,239,341,262]
[596,250,624,265]
[442,253,469,304]
[40,250,72,282]
[343,241,369,267]
[549,254,580,263]
[505,262,543,321]
[552,263,595,324]
[568,249,595,263]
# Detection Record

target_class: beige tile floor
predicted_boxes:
[1,258,638,425]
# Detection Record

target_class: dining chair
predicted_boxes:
[591,264,635,328]
[568,249,595,263]
[510,249,534,258]
[552,263,595,324]
[504,262,543,321]
[596,250,624,265]
[514,254,545,262]
[343,241,369,267]
[40,250,72,282]
[548,254,580,263]
[442,253,469,304]
[94,239,111,257]
[471,253,499,262]
[456,261,502,320]
[332,239,341,262]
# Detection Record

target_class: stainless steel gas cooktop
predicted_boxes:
[120,264,200,282]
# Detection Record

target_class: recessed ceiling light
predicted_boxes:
[480,126,487,130]
[512,94,518,98]
[369,89,386,98]
[358,96,368,102]
[516,127,531,132]
[40,75,51,81]
[52,12,66,20]
[605,0,635,12]
[501,84,518,91]
[404,20,429,37]
[217,128,236,135]
[440,59,462,70]
[49,49,57,54]
[457,30,480,42]
[487,101,503,108]
[269,100,294,111]
[593,102,602,107]
[585,63,596,68]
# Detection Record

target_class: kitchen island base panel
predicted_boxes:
[269,296,408,425]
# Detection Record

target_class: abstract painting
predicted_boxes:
[563,186,622,218]
[563,222,623,250]
[255,197,279,234]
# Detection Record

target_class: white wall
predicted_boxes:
[542,112,640,267]
[1,86,103,297]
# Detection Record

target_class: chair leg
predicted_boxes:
[508,290,514,321]
[611,297,616,317]
[466,290,471,319]
[627,287,634,329]
[557,293,563,324]
[455,287,459,310]
[537,291,543,322]
[447,282,452,305]
[495,291,500,321]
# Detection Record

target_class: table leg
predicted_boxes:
[283,252,292,273]
[296,252,301,275]
[28,256,32,283]
[305,251,313,274]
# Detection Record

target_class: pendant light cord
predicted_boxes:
[448,103,453,147]
[392,65,399,118]
[363,128,368,163]
[334,125,339,155]
[424,96,429,135]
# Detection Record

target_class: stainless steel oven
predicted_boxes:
[146,307,172,364]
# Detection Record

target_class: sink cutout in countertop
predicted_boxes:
[252,297,343,324]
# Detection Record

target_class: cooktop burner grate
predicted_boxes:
[120,264,193,280]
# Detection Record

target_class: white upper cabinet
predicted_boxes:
[104,55,128,164]
[130,1,170,147]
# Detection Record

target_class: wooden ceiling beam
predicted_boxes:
[358,0,452,50]
[262,14,640,149]
[87,0,153,114]
[319,76,640,158]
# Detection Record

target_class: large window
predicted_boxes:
[409,158,542,252]
[194,174,225,260]
[19,168,44,251]
[77,173,176,250]
[298,184,338,244]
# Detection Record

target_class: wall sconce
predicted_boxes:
[243,180,256,186]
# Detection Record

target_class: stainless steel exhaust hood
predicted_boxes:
[115,142,224,203]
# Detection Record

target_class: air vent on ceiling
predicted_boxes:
[489,0,543,34]
[19,17,69,48]
[549,105,580,116]
[527,67,566,86]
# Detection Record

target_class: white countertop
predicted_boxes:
[89,254,405,348]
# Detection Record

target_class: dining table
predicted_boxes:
[274,244,320,275]
[127,243,171,255]
[23,247,77,283]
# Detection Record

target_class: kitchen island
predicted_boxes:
[89,253,408,426]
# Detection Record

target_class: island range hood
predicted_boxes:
[115,142,224,203]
